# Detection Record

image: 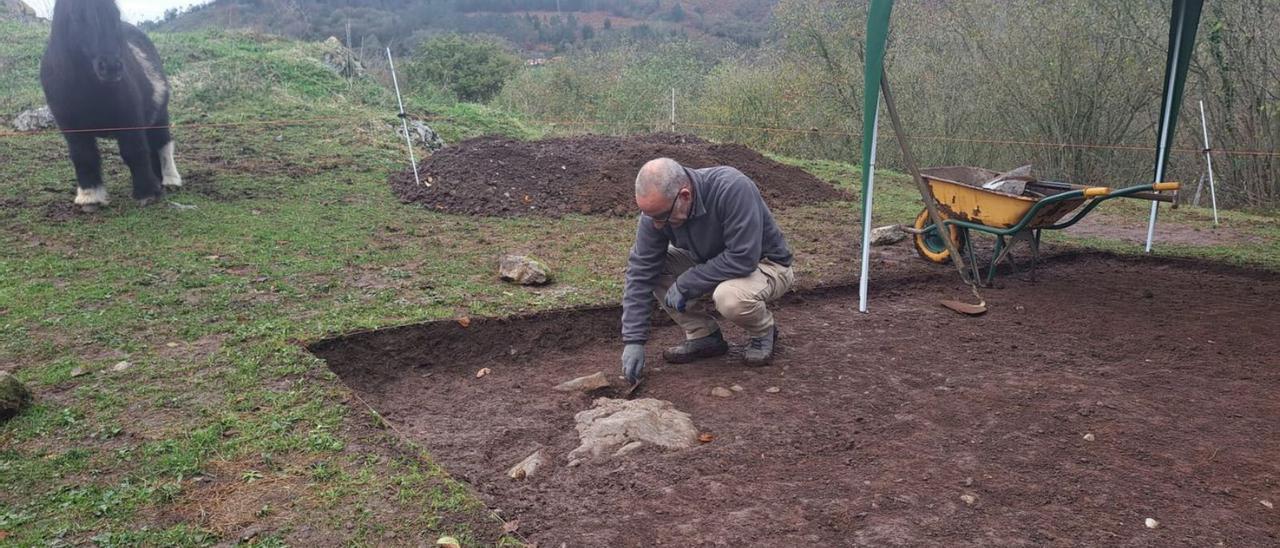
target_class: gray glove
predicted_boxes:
[664,284,687,312]
[622,343,645,384]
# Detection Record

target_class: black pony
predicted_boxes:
[40,0,181,210]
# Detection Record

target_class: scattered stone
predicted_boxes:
[499,254,551,286]
[436,537,461,548]
[710,387,733,398]
[166,342,179,348]
[476,367,491,378]
[1083,433,1096,442]
[398,120,446,153]
[0,371,33,421]
[960,494,977,505]
[1261,500,1274,510]
[613,441,645,458]
[69,367,87,378]
[11,106,55,132]
[507,448,548,480]
[1145,518,1159,529]
[870,225,908,246]
[569,398,698,461]
[320,36,365,78]
[730,384,744,392]
[765,386,781,394]
[554,372,610,393]
[111,360,132,372]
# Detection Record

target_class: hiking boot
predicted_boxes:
[743,325,779,367]
[662,329,729,364]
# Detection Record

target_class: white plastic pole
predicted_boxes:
[1198,100,1219,226]
[1145,5,1186,253]
[670,88,676,133]
[386,47,423,187]
[858,110,880,313]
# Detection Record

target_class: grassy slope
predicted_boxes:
[1,21,1277,546]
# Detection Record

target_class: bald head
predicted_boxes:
[635,158,688,200]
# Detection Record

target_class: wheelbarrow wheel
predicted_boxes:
[913,208,964,264]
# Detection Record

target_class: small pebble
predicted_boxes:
[69,367,87,378]
[1083,433,1096,442]
[765,386,781,393]
[475,368,491,378]
[730,385,744,392]
[960,494,976,505]
[1262,500,1274,510]
[710,387,732,398]
[1145,518,1159,529]
[112,360,131,372]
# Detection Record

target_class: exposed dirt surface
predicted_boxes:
[312,253,1280,546]
[389,133,851,217]
[1072,213,1270,247]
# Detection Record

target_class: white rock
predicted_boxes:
[498,254,551,286]
[1261,500,1274,510]
[554,372,610,392]
[730,385,744,392]
[960,494,977,505]
[11,106,55,132]
[569,398,698,461]
[1145,518,1159,529]
[710,387,732,398]
[507,449,548,480]
[870,225,908,246]
[765,386,781,394]
[112,361,132,372]
[1083,433,1096,442]
[613,441,645,457]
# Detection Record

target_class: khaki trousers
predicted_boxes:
[653,246,796,340]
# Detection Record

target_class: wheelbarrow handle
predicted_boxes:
[1083,187,1111,198]
[1152,182,1181,191]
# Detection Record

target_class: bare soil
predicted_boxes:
[388,133,850,217]
[311,253,1280,546]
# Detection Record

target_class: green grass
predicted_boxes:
[1,20,1277,546]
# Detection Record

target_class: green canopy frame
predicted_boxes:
[857,0,1204,312]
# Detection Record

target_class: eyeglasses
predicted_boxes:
[651,194,679,224]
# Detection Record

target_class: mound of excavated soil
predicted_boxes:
[389,133,850,217]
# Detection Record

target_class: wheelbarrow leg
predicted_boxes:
[1030,229,1042,282]
[986,235,1005,286]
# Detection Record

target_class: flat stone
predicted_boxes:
[765,386,781,393]
[507,448,548,480]
[570,398,698,461]
[111,360,132,372]
[554,372,610,392]
[499,254,551,286]
[710,387,733,398]
[870,225,908,246]
[730,385,745,392]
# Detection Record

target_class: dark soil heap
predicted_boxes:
[389,133,851,217]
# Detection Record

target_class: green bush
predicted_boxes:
[406,34,520,103]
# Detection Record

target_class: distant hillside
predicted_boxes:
[147,0,777,54]
[0,0,41,24]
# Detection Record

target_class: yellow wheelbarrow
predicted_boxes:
[905,166,1179,285]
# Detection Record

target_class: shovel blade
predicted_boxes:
[940,299,987,316]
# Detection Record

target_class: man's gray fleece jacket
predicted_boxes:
[621,166,793,344]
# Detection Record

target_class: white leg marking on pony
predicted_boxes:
[75,186,110,205]
[160,141,182,188]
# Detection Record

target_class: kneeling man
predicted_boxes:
[621,158,796,384]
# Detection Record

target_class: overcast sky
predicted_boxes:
[29,0,215,24]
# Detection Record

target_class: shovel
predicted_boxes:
[881,68,989,317]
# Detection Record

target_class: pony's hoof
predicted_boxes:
[162,176,183,190]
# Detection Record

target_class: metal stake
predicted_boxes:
[386,47,423,187]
